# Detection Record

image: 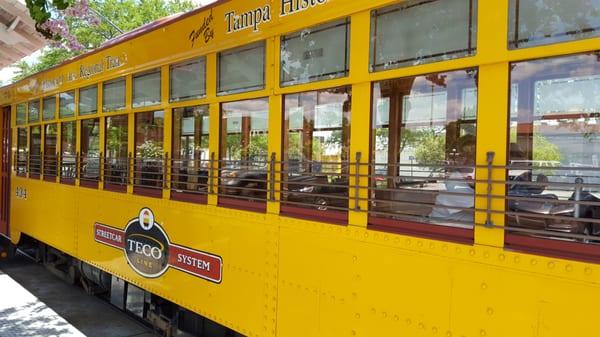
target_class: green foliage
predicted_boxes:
[136,140,163,159]
[72,0,195,49]
[532,133,562,162]
[14,0,194,81]
[413,129,446,165]
[14,49,77,81]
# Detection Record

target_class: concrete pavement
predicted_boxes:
[0,255,156,337]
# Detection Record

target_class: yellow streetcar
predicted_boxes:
[1,0,600,336]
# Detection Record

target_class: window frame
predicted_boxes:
[133,69,162,109]
[79,84,99,116]
[217,41,266,96]
[280,18,351,87]
[102,77,126,113]
[169,57,207,103]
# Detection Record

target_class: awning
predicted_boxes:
[0,0,46,68]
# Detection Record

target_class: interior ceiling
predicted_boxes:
[0,0,46,68]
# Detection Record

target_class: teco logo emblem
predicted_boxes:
[94,208,223,283]
[124,208,170,278]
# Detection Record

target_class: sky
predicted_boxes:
[0,0,217,86]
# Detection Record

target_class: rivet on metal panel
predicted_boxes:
[498,254,505,261]
[547,262,555,269]
[446,331,452,337]
[394,315,399,321]
[530,259,538,266]
[417,241,423,248]
[481,283,488,290]
[432,327,438,334]
[442,245,448,252]
[418,322,425,329]
[565,265,573,272]
[480,329,487,336]
[355,313,360,319]
[483,251,490,258]
[469,249,475,256]
[585,267,592,275]
[514,256,520,264]
[406,319,412,325]
[486,307,494,315]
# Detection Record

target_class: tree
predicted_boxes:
[532,133,562,162]
[15,0,194,81]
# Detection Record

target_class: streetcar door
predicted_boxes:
[0,106,10,237]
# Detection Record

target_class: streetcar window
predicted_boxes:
[134,111,164,193]
[220,98,269,203]
[43,124,58,178]
[16,103,26,125]
[59,91,75,118]
[103,77,126,112]
[282,87,351,217]
[29,125,41,176]
[280,19,350,86]
[133,69,161,108]
[81,118,101,185]
[370,69,478,233]
[170,58,206,102]
[16,128,27,176]
[509,0,600,49]
[43,96,56,121]
[218,41,265,95]
[28,100,40,123]
[508,52,600,244]
[172,105,209,196]
[79,84,98,115]
[105,115,129,189]
[60,121,76,181]
[370,0,477,72]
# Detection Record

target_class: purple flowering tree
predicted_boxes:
[26,0,100,51]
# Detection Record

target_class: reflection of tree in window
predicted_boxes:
[371,69,478,227]
[81,119,100,182]
[509,0,600,48]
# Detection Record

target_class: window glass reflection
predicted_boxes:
[105,115,128,188]
[81,118,100,184]
[79,85,98,115]
[135,111,164,192]
[509,0,600,49]
[16,103,26,125]
[508,52,600,241]
[29,125,41,176]
[172,105,210,195]
[218,42,265,95]
[28,100,39,123]
[59,91,75,118]
[61,121,76,181]
[103,78,126,112]
[133,69,161,108]
[170,58,206,102]
[43,96,56,121]
[43,124,57,178]
[370,0,477,72]
[371,69,478,229]
[220,98,269,202]
[283,87,351,214]
[16,128,27,176]
[281,19,350,86]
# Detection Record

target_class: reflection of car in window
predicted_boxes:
[284,175,348,211]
